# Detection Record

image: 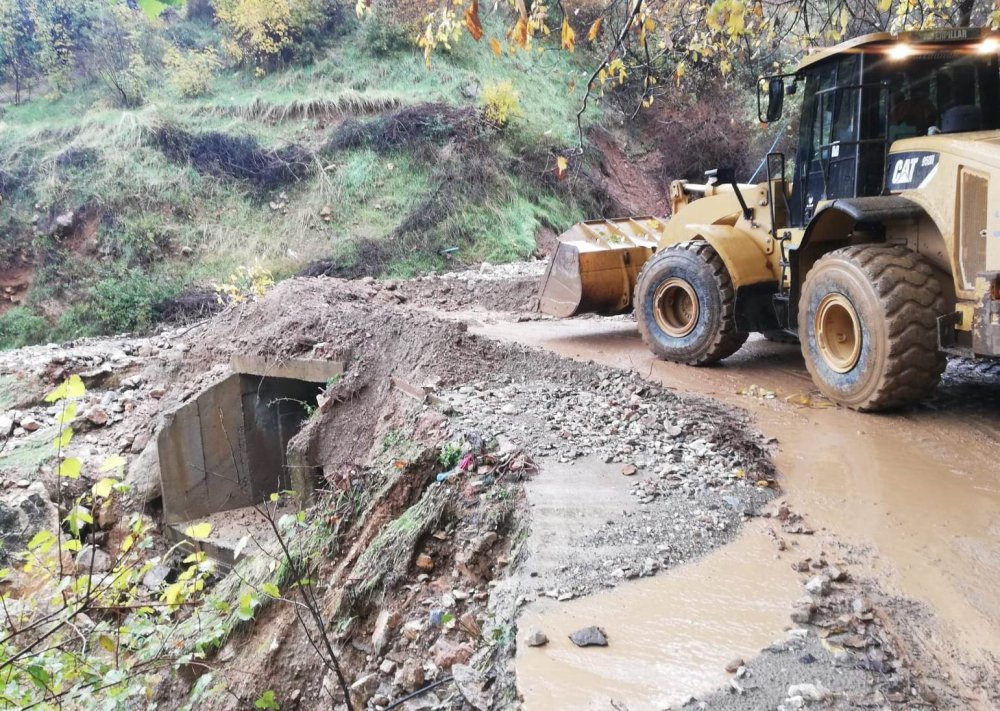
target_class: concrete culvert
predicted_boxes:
[156,356,343,564]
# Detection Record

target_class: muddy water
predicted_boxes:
[516,522,807,710]
[473,317,1000,683]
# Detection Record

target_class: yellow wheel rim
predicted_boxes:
[815,293,862,373]
[653,278,699,338]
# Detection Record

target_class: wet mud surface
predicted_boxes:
[461,312,1000,709]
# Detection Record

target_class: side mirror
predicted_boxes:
[766,77,785,122]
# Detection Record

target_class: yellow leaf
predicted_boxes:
[100,455,126,473]
[587,17,602,42]
[489,36,502,56]
[555,156,569,180]
[59,458,82,479]
[183,550,206,564]
[64,538,82,552]
[44,375,86,403]
[162,581,183,606]
[54,427,73,450]
[56,403,77,425]
[92,478,116,499]
[262,582,280,598]
[561,17,576,52]
[464,0,483,41]
[512,17,528,49]
[98,635,116,653]
[184,522,213,540]
[878,0,891,11]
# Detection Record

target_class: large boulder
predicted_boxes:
[0,482,57,564]
[125,438,161,503]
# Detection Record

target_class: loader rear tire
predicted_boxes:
[635,241,748,365]
[798,244,947,411]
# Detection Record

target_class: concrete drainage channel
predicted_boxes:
[157,355,343,565]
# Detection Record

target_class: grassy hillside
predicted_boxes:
[0,11,607,347]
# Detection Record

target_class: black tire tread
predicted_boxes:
[801,244,947,411]
[635,240,748,365]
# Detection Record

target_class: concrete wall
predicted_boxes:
[158,373,322,524]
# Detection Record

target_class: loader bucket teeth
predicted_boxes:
[537,217,663,318]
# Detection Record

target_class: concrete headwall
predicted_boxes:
[158,358,340,525]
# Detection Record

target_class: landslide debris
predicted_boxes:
[0,271,780,710]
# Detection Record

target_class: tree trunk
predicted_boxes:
[957,0,975,27]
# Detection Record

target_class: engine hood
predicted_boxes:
[891,130,1000,166]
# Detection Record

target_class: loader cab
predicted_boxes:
[763,28,1000,228]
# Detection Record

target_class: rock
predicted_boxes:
[500,403,518,415]
[395,658,425,692]
[53,211,74,236]
[827,565,847,582]
[804,574,831,596]
[415,553,434,570]
[349,673,378,706]
[430,637,473,669]
[787,683,831,702]
[725,657,744,673]
[379,659,397,675]
[401,619,424,640]
[20,416,41,432]
[0,483,56,564]
[790,599,815,624]
[148,385,167,399]
[851,597,872,615]
[95,500,120,529]
[569,626,608,647]
[142,564,172,589]
[85,407,109,427]
[75,545,112,573]
[621,464,638,476]
[0,415,13,437]
[372,609,399,655]
[125,439,160,503]
[452,664,492,710]
[524,629,549,647]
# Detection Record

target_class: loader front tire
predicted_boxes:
[798,245,947,411]
[635,241,748,365]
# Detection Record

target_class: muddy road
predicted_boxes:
[459,312,1000,708]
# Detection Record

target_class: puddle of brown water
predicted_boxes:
[475,317,1000,671]
[516,522,807,710]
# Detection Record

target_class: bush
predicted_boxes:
[326,103,477,153]
[0,307,50,349]
[88,269,179,334]
[359,0,412,56]
[212,0,339,72]
[650,79,765,182]
[99,213,171,267]
[155,126,311,190]
[481,81,523,128]
[164,45,222,97]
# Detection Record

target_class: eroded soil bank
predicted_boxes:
[0,263,995,709]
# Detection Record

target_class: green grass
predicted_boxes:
[0,14,604,348]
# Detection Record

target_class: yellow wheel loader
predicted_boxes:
[538,27,1000,411]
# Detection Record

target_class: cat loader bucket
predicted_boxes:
[537,217,663,318]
